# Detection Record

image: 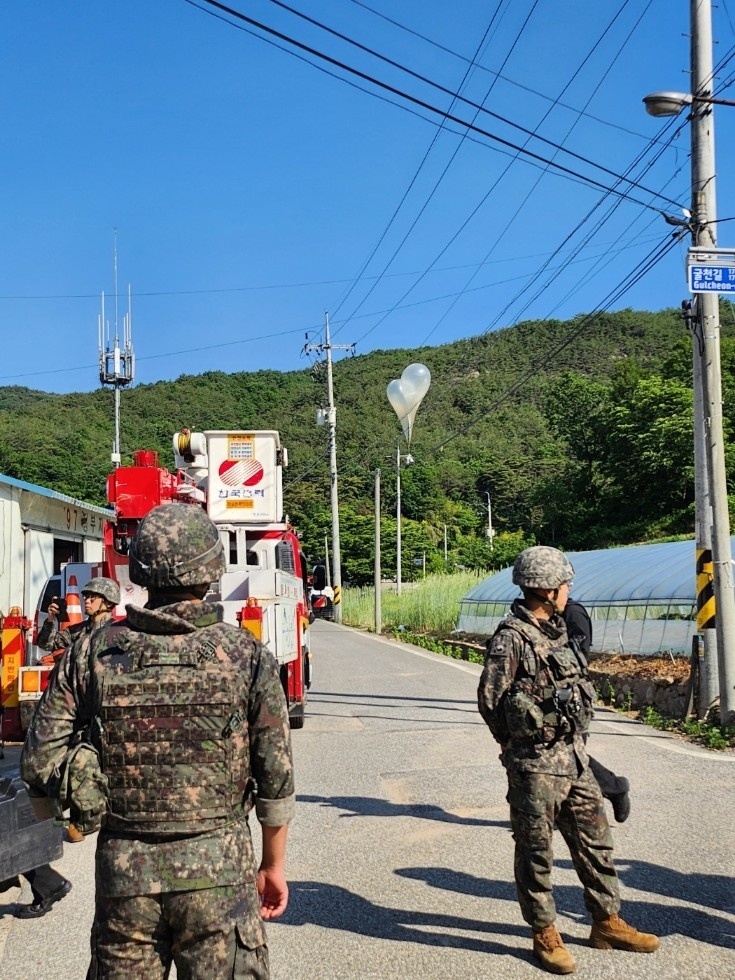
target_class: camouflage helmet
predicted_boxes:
[82,577,120,605]
[512,546,574,590]
[129,502,225,589]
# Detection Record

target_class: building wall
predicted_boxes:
[0,480,106,621]
[0,485,24,615]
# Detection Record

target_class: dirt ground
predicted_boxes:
[451,634,692,684]
[588,652,691,683]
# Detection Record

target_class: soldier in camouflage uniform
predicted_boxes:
[21,503,295,979]
[37,576,120,654]
[477,546,658,974]
[37,577,121,843]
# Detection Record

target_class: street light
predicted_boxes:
[643,91,735,116]
[643,0,735,724]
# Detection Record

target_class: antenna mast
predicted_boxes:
[98,232,135,467]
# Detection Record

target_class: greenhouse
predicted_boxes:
[456,538,727,656]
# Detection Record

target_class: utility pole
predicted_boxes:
[396,442,402,596]
[685,299,719,716]
[374,469,381,634]
[690,0,735,723]
[645,1,735,722]
[395,443,414,595]
[484,491,494,551]
[387,364,429,597]
[305,314,354,625]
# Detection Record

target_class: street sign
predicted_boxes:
[688,247,735,293]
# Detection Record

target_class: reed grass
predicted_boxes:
[341,571,484,634]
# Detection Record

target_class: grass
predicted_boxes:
[342,571,484,635]
[642,706,735,749]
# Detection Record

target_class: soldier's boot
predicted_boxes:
[532,924,576,974]
[590,914,659,953]
[608,778,631,823]
[66,822,85,843]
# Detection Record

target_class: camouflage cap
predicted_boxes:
[129,502,226,589]
[512,546,574,590]
[82,577,120,605]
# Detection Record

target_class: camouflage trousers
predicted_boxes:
[506,764,620,931]
[87,883,269,979]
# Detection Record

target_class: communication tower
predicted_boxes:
[98,239,135,467]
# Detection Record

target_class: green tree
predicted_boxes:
[601,376,694,521]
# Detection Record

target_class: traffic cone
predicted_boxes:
[63,580,84,628]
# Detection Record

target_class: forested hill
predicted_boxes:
[3,306,734,584]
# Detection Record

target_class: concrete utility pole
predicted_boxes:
[387,364,430,596]
[484,491,494,551]
[374,469,381,634]
[686,299,720,716]
[305,315,355,625]
[689,0,735,723]
[645,0,735,723]
[394,443,414,595]
[396,443,402,595]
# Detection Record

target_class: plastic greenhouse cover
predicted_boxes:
[460,538,735,607]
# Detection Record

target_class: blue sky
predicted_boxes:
[2,0,734,394]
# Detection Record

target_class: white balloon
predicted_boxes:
[387,363,431,444]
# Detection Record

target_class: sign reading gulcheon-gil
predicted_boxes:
[688,246,735,293]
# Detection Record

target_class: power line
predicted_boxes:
[411,0,656,347]
[331,0,540,332]
[255,0,688,210]
[0,233,669,302]
[472,31,735,339]
[285,232,683,491]
[479,118,689,337]
[0,232,669,386]
[321,2,685,352]
[346,0,674,146]
[438,234,683,451]
[185,0,686,214]
[0,325,309,383]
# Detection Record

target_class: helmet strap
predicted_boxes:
[524,588,560,619]
[89,603,113,622]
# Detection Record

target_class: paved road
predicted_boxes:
[2,621,734,978]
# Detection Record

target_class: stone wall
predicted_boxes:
[588,668,690,718]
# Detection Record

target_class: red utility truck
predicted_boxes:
[15,430,312,731]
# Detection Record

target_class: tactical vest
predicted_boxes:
[499,617,595,744]
[93,629,252,835]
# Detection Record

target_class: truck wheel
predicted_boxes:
[290,706,305,730]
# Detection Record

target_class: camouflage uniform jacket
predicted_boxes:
[21,599,295,898]
[477,599,591,776]
[36,616,92,652]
